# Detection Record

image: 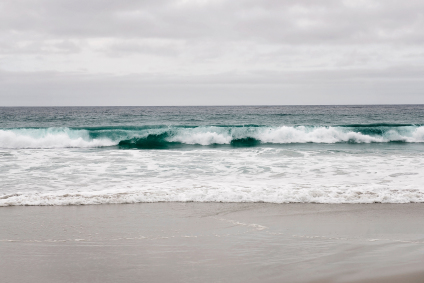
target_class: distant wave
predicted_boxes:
[1,124,424,149]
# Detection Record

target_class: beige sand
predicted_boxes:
[1,203,424,283]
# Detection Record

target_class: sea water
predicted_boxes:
[1,105,423,205]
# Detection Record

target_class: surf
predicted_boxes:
[1,124,424,149]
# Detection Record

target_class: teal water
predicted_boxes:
[1,105,423,205]
[1,105,424,149]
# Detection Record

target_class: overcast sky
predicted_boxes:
[1,0,423,106]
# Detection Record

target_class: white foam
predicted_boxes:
[255,126,383,144]
[169,130,231,145]
[1,126,424,148]
[2,184,424,206]
[0,128,116,149]
[168,125,424,145]
[1,147,423,206]
[410,126,424,142]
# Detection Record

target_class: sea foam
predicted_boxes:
[1,125,424,149]
[1,147,423,206]
[2,183,424,206]
[0,128,115,148]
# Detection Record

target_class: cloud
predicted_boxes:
[1,65,423,106]
[2,0,424,43]
[0,0,423,105]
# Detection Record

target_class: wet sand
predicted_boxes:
[1,203,424,283]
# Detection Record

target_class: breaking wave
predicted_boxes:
[1,124,424,149]
[0,128,115,148]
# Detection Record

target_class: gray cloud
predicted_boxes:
[1,66,423,105]
[2,0,424,43]
[0,0,423,105]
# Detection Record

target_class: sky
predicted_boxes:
[1,0,424,106]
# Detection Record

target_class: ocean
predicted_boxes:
[1,105,423,206]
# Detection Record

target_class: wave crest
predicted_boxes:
[0,128,115,149]
[1,125,424,149]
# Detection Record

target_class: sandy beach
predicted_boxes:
[1,203,424,283]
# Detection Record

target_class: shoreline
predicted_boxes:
[1,203,424,283]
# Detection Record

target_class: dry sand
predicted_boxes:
[1,203,424,283]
